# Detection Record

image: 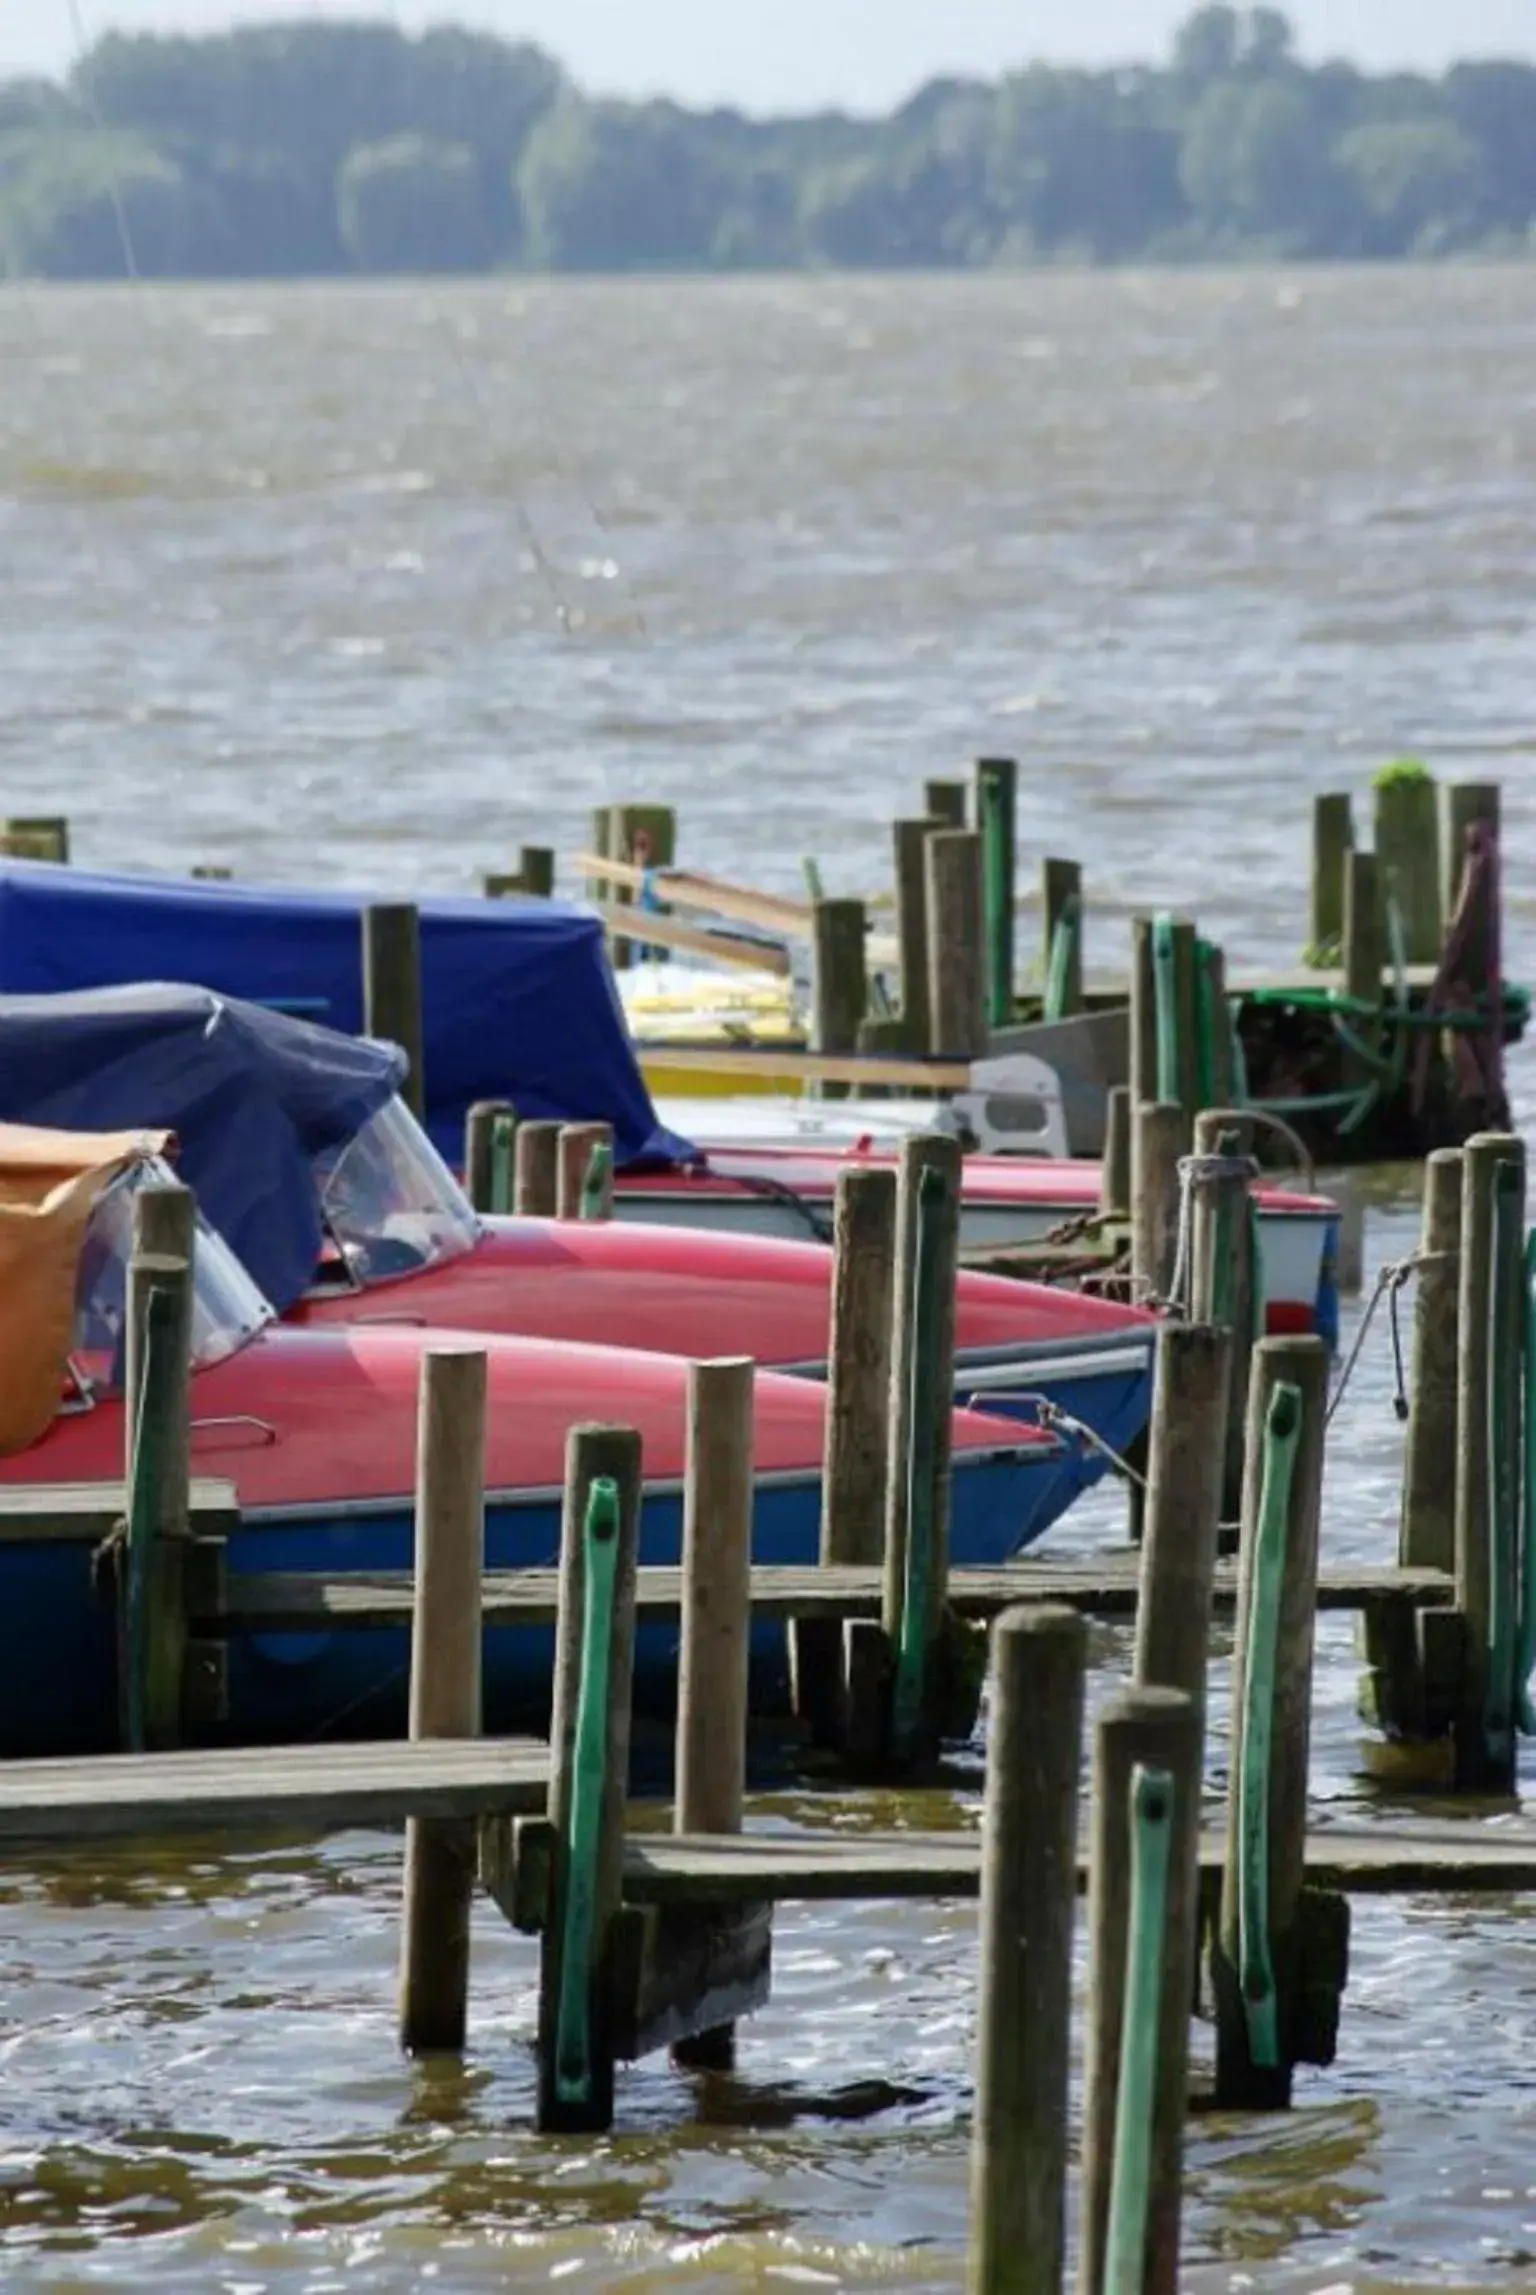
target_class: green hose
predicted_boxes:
[554,1475,621,2108]
[581,1139,612,1221]
[892,1164,947,1757]
[1044,894,1081,1024]
[1518,1226,1536,1738]
[1103,1761,1174,2295]
[490,1110,516,1215]
[1152,912,1180,1108]
[1235,1380,1302,2072]
[124,1282,177,1755]
[1485,1162,1523,1762]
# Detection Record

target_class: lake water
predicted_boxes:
[1,268,1535,2290]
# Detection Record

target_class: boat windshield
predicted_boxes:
[71,1156,275,1395]
[313,1096,480,1288]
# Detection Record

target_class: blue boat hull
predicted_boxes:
[0,1444,1058,1756]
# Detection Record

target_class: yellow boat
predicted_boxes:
[620,962,808,1099]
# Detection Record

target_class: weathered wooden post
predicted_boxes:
[892,816,941,1053]
[880,1134,962,1764]
[1100,1084,1132,1219]
[673,1358,756,2071]
[557,1122,614,1220]
[811,896,868,1096]
[1442,781,1500,921]
[123,1182,196,1752]
[514,1119,562,1217]
[1374,763,1441,965]
[974,756,1017,1028]
[1129,914,1197,1126]
[968,1605,1086,2295]
[1042,857,1084,1020]
[398,1346,488,2054]
[926,829,987,1060]
[537,1423,642,2133]
[1078,1685,1201,2295]
[924,778,968,827]
[1131,1102,1184,1304]
[1453,1132,1526,1794]
[2,813,70,862]
[1342,852,1382,1100]
[1402,1149,1463,1574]
[1188,1110,1259,1525]
[466,1099,517,1214]
[1213,1336,1343,2110]
[1309,793,1353,960]
[519,844,555,898]
[362,901,425,1122]
[1132,1322,1230,1728]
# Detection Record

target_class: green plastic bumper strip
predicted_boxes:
[554,1475,621,2109]
[490,1110,516,1215]
[1485,1162,1523,1760]
[1152,911,1179,1108]
[892,1164,947,1757]
[979,767,1011,1027]
[1104,1761,1175,2295]
[1044,893,1081,1024]
[1235,1379,1302,2073]
[581,1139,612,1221]
[124,1281,177,1755]
[1518,1226,1536,1738]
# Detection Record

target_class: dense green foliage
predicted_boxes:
[3,6,1536,277]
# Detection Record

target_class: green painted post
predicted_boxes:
[974,756,1017,1028]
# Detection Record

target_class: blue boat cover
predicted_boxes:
[0,858,692,1172]
[0,984,405,1313]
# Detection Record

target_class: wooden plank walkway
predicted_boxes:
[0,1479,239,1546]
[213,1558,1455,1634]
[623,1820,1536,1905]
[0,1738,550,1843]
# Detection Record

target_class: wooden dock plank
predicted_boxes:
[0,1737,549,1842]
[213,1559,1456,1634]
[623,1821,1536,1905]
[0,1479,239,1546]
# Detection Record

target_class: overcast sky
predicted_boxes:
[8,0,1536,110]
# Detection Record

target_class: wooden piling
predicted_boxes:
[1453,1132,1525,1793]
[1342,850,1382,1064]
[1041,857,1084,1019]
[1374,767,1441,966]
[924,779,968,828]
[1100,1084,1132,1219]
[398,1346,488,2055]
[513,1119,562,1217]
[1214,1335,1333,2109]
[1401,1149,1463,1574]
[892,816,941,1054]
[1188,1109,1258,1525]
[974,757,1017,1027]
[362,901,425,1123]
[557,1122,615,1220]
[925,829,987,1061]
[811,897,869,1093]
[466,1099,516,1214]
[673,1358,756,2071]
[1309,794,1353,959]
[2,813,69,862]
[1129,915,1197,1123]
[519,844,555,898]
[1130,1102,1184,1303]
[881,1134,963,1758]
[821,1167,898,1569]
[537,1423,642,2132]
[123,1182,196,1753]
[1442,782,1500,921]
[1132,1323,1230,1726]
[968,1605,1086,2295]
[1079,1685,1201,2295]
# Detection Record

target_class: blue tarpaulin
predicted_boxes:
[0,984,404,1313]
[0,860,691,1173]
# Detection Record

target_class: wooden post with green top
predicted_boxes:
[1078,1685,1201,2295]
[362,902,425,1123]
[973,756,1017,1027]
[466,1100,517,1213]
[1308,794,1353,962]
[537,1423,642,2133]
[557,1123,614,1220]
[1373,762,1441,965]
[1129,914,1198,1131]
[1041,857,1084,1019]
[123,1183,196,1752]
[1452,1132,1525,1794]
[1213,1336,1342,2110]
[968,1605,1086,2295]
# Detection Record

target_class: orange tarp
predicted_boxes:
[0,1127,174,1458]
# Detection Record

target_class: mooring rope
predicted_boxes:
[1324,1247,1457,1427]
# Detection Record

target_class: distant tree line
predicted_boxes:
[3,6,1536,277]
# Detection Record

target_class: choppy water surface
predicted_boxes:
[2,269,1536,2290]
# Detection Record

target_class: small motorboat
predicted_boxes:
[0,1124,1053,1755]
[0,986,1157,1529]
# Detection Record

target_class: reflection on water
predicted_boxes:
[0,268,1534,2285]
